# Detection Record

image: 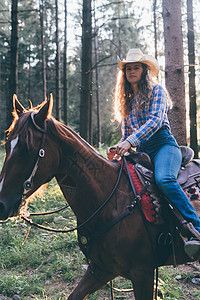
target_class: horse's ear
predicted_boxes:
[13,94,26,116]
[34,94,53,127]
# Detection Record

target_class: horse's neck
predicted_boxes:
[55,141,119,221]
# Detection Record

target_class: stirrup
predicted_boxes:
[182,222,200,241]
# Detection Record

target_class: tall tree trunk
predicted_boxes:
[162,0,186,145]
[55,0,61,121]
[63,0,68,125]
[80,0,92,142]
[0,54,1,138]
[28,44,31,99]
[8,0,19,128]
[94,2,101,148]
[40,0,47,101]
[89,72,93,145]
[187,0,198,157]
[117,2,122,57]
[153,0,158,60]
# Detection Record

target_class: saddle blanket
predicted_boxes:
[123,161,200,224]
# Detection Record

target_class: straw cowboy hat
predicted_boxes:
[118,48,159,77]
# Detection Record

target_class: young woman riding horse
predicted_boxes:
[107,48,200,258]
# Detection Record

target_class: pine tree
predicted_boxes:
[187,0,198,157]
[8,0,19,128]
[55,0,61,121]
[80,0,92,142]
[162,0,186,145]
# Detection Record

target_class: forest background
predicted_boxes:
[0,1,200,299]
[0,0,200,153]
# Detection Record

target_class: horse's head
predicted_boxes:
[0,94,60,220]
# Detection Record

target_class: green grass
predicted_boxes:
[0,181,85,299]
[0,145,200,299]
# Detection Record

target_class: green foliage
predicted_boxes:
[158,266,200,300]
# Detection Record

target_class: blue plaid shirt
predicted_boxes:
[121,85,170,146]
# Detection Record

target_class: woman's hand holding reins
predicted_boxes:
[106,140,132,160]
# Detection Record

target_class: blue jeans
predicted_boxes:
[153,144,200,232]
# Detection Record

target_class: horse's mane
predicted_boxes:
[49,119,103,156]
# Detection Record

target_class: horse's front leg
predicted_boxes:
[130,266,155,300]
[67,262,115,300]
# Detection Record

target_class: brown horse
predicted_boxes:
[0,94,199,300]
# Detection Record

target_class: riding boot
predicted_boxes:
[166,202,200,259]
[184,237,200,259]
[181,222,200,259]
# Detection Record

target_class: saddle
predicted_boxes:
[128,146,200,191]
[127,146,200,239]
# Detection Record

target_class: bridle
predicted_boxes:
[22,112,47,196]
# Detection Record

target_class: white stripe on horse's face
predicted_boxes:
[8,136,19,159]
[0,136,19,193]
[0,176,4,193]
